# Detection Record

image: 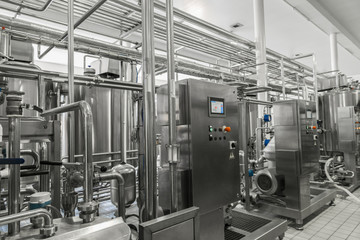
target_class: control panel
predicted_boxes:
[157,79,240,217]
[208,125,231,141]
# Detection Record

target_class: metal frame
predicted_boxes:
[0,118,62,210]
[259,187,337,225]
[139,207,200,240]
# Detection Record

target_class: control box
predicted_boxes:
[157,79,240,240]
[273,99,320,209]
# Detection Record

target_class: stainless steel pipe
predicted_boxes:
[0,208,56,237]
[142,0,157,221]
[95,172,125,220]
[41,101,97,222]
[2,0,54,12]
[166,0,178,214]
[39,0,108,59]
[7,117,21,235]
[68,0,76,166]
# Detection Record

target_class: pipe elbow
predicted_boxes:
[78,101,93,117]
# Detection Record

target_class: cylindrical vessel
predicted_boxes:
[319,89,360,152]
[111,163,136,207]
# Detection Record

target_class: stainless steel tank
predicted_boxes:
[110,163,136,206]
[319,89,360,152]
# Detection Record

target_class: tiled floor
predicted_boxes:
[284,188,360,240]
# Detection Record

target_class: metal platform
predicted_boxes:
[258,187,337,226]
[225,209,287,240]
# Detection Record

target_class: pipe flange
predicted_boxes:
[31,216,44,229]
[40,224,58,237]
[77,201,99,212]
[78,201,99,223]
[79,211,97,223]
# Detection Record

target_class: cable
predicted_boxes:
[325,158,360,204]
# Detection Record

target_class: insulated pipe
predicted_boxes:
[253,0,268,116]
[68,0,75,165]
[142,0,157,221]
[7,117,21,235]
[95,172,125,220]
[41,101,94,206]
[166,0,178,213]
[330,33,340,88]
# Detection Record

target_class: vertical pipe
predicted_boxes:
[253,0,268,116]
[141,0,157,221]
[255,118,262,162]
[166,0,178,213]
[68,0,75,163]
[40,142,50,191]
[120,64,128,164]
[8,117,21,235]
[241,102,250,211]
[313,55,319,120]
[296,73,300,100]
[280,58,286,100]
[330,33,339,88]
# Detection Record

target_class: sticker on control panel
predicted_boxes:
[229,151,235,160]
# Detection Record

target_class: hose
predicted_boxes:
[325,158,360,204]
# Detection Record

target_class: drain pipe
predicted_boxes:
[330,33,340,88]
[94,172,125,220]
[41,101,98,223]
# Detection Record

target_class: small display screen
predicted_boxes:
[210,100,224,114]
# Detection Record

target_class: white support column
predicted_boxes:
[253,0,268,116]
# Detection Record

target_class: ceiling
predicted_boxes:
[0,0,358,79]
[164,0,360,77]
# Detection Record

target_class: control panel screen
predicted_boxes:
[209,97,225,117]
[211,100,224,114]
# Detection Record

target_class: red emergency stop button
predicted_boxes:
[224,126,231,132]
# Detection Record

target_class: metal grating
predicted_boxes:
[231,211,271,233]
[225,229,245,240]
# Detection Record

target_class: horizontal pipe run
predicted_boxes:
[61,150,138,161]
[0,208,53,227]
[39,0,108,59]
[1,19,318,89]
[2,0,54,12]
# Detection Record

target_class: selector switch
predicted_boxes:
[229,141,237,149]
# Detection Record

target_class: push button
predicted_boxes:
[209,135,213,141]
